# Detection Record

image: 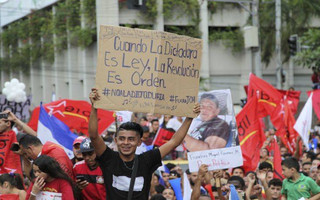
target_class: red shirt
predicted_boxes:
[42,141,75,179]
[73,160,106,200]
[26,178,74,200]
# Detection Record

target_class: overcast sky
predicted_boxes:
[0,0,58,27]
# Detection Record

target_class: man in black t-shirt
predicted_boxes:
[89,88,200,200]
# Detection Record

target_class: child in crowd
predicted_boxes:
[0,173,26,200]
[281,157,320,200]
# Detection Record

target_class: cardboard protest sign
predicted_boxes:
[185,89,243,172]
[0,95,31,121]
[95,25,202,117]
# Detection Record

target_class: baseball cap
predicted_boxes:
[73,136,86,146]
[80,138,94,153]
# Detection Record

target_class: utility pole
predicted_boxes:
[252,0,262,78]
[275,0,282,89]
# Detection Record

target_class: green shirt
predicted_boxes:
[281,173,320,200]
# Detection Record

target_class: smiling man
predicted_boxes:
[89,88,199,200]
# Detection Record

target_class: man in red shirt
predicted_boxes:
[73,138,106,200]
[18,134,74,179]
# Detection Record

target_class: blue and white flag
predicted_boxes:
[37,105,78,158]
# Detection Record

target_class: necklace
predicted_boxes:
[122,159,135,170]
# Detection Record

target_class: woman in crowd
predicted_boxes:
[26,155,79,200]
[0,173,26,200]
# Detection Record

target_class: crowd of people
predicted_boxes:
[0,88,319,200]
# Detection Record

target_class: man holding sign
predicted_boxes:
[88,88,200,200]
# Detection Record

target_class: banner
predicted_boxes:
[308,90,320,121]
[236,95,265,172]
[278,89,301,115]
[28,99,114,135]
[0,130,23,177]
[0,95,31,121]
[186,89,242,172]
[95,25,202,117]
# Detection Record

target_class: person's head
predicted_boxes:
[151,119,160,133]
[301,151,315,163]
[260,148,269,159]
[199,93,220,122]
[0,113,14,133]
[141,126,150,141]
[232,167,245,178]
[153,173,160,186]
[259,162,273,173]
[245,171,257,187]
[227,176,245,191]
[312,158,320,168]
[268,178,282,199]
[18,134,43,160]
[266,171,274,183]
[155,184,165,194]
[162,188,176,200]
[161,171,170,182]
[302,162,312,175]
[115,122,143,158]
[150,194,166,200]
[280,146,288,156]
[72,136,86,161]
[0,173,24,194]
[189,171,198,186]
[310,166,317,180]
[80,138,98,169]
[281,157,299,179]
[139,116,148,126]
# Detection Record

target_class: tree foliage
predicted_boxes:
[259,0,320,65]
[295,29,320,68]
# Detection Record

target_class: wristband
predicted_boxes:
[30,191,37,196]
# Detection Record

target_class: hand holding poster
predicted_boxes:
[185,89,243,172]
[95,26,202,117]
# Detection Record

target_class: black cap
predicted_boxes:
[80,138,94,153]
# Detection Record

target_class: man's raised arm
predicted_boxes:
[88,88,106,156]
[159,104,200,158]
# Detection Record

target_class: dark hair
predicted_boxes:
[232,167,245,174]
[151,119,159,124]
[259,162,273,171]
[117,122,143,138]
[19,134,42,148]
[142,126,149,133]
[0,173,24,190]
[200,93,219,108]
[155,184,165,194]
[150,194,166,200]
[281,157,300,172]
[166,163,176,171]
[303,151,316,161]
[228,176,245,190]
[268,178,282,187]
[34,155,79,199]
[302,161,312,167]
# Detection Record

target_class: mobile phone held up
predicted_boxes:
[0,113,8,119]
[76,175,86,182]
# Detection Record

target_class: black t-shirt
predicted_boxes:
[97,147,162,200]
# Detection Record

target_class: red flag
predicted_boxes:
[307,90,320,121]
[247,74,283,119]
[28,99,115,135]
[0,131,23,178]
[153,128,175,147]
[278,89,301,115]
[237,96,266,172]
[270,138,284,180]
[277,99,299,154]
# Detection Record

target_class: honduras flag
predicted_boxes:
[37,105,78,158]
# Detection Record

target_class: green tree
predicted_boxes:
[295,29,320,68]
[259,0,320,65]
